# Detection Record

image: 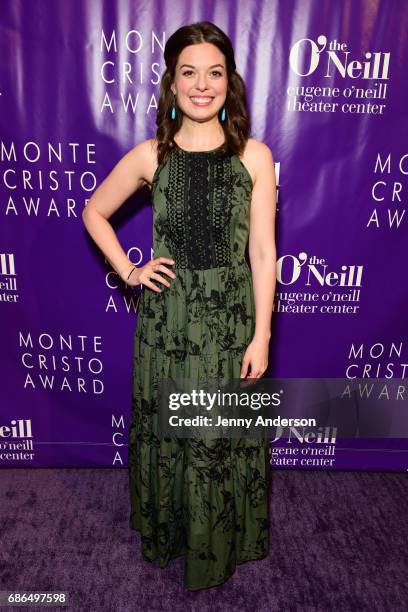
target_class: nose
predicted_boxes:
[195,72,209,91]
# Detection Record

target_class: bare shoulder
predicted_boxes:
[82,138,160,220]
[240,138,274,186]
[243,138,274,165]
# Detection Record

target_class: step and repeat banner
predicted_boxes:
[1,1,407,470]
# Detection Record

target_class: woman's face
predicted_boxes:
[171,42,228,120]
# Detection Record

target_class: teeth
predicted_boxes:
[191,97,212,102]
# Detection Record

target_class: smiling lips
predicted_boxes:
[190,96,214,106]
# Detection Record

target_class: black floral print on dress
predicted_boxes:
[128,145,270,591]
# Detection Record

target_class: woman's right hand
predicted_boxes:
[126,257,177,292]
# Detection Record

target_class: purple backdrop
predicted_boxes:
[1,0,407,470]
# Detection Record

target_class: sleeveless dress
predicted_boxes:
[128,142,270,591]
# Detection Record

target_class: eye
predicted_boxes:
[181,69,223,77]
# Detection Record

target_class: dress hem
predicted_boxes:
[130,519,269,591]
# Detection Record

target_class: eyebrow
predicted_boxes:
[179,63,225,70]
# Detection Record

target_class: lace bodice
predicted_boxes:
[151,144,253,270]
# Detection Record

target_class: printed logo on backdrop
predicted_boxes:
[288,35,390,115]
[1,140,150,311]
[1,141,96,219]
[99,29,164,113]
[0,253,18,303]
[273,251,363,315]
[266,374,407,469]
[338,344,407,451]
[0,419,34,464]
[19,332,104,393]
[112,414,126,466]
[105,247,151,314]
[345,341,407,379]
[270,426,337,470]
[367,153,407,230]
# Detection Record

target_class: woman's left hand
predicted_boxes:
[240,336,270,379]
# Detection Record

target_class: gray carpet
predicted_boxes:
[1,468,407,611]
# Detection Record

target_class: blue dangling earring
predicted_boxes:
[171,93,176,120]
[220,106,226,122]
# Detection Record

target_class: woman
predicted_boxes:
[82,21,277,591]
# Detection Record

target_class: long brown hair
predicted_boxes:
[155,21,251,165]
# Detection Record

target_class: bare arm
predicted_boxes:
[81,139,156,280]
[248,141,277,342]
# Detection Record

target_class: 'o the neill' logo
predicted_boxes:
[289,36,390,80]
[277,252,363,287]
[0,253,15,276]
[0,419,32,438]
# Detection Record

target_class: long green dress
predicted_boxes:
[128,141,270,591]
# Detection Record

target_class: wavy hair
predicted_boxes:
[155,21,251,165]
